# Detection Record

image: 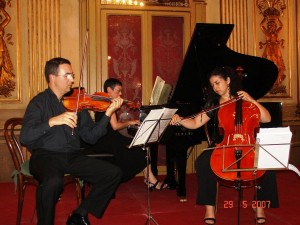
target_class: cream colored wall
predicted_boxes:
[0,0,82,182]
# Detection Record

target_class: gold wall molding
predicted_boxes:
[27,0,61,99]
[220,0,251,54]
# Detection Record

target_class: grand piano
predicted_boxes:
[139,23,281,200]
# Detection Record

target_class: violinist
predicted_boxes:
[20,57,123,225]
[170,66,279,225]
[83,78,168,189]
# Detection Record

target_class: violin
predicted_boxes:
[65,30,138,114]
[210,98,266,187]
[63,87,139,112]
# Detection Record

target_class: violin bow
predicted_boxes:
[72,30,89,135]
[75,30,89,115]
[177,96,242,124]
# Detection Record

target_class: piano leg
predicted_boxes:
[165,141,190,199]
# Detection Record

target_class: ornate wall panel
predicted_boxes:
[152,16,183,86]
[255,0,293,99]
[0,0,20,102]
[107,15,142,104]
[219,0,297,102]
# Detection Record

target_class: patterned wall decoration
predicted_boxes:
[107,15,142,119]
[152,16,184,165]
[152,16,184,88]
[0,0,17,101]
[256,0,287,95]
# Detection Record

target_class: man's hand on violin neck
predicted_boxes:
[49,112,78,128]
[105,97,124,117]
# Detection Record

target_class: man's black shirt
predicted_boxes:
[20,88,110,152]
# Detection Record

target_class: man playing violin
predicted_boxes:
[83,78,168,190]
[170,66,279,225]
[20,57,123,225]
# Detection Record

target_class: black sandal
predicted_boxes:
[145,179,168,191]
[204,218,216,224]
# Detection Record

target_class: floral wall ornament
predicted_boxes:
[0,0,15,98]
[256,0,287,95]
[107,15,142,120]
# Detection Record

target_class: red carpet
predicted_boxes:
[1,170,300,225]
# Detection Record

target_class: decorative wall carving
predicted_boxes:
[219,0,295,100]
[257,0,287,95]
[107,15,142,103]
[0,0,17,101]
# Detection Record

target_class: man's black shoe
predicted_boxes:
[66,212,90,225]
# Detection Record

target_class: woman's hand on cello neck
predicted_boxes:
[237,90,271,123]
[237,91,255,104]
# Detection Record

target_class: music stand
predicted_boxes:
[129,107,177,225]
[217,126,295,225]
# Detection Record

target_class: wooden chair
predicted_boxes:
[4,117,82,225]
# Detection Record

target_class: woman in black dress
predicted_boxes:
[170,66,279,224]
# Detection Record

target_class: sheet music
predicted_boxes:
[150,76,172,105]
[129,108,177,148]
[256,127,292,169]
[150,76,165,105]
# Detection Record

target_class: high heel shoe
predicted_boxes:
[254,217,266,224]
[204,218,216,225]
[253,208,266,224]
[144,179,168,191]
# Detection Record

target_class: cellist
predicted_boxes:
[170,66,279,225]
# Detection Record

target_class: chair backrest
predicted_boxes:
[4,118,28,172]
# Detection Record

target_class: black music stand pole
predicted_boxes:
[143,144,159,225]
[128,107,177,225]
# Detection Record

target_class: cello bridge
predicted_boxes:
[233,134,245,142]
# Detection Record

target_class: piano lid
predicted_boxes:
[170,23,278,106]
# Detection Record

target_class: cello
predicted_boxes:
[210,97,266,188]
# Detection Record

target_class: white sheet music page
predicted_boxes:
[150,76,165,105]
[129,108,177,148]
[256,127,292,169]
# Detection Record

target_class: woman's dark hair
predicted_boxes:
[44,57,71,83]
[103,78,122,93]
[208,66,242,99]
